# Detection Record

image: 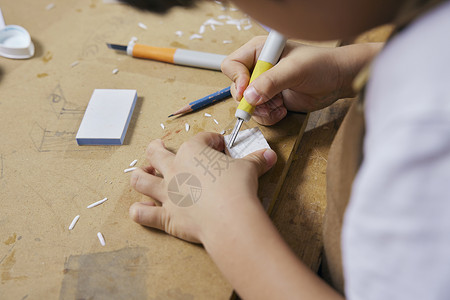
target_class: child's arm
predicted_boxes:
[222,39,383,125]
[129,133,343,299]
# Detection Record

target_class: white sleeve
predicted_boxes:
[342,2,450,299]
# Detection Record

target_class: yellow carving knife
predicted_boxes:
[227,30,286,148]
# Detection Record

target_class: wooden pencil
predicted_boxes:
[168,86,231,117]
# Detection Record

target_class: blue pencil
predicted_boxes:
[168,86,231,117]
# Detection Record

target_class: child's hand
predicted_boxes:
[222,37,381,125]
[128,132,277,244]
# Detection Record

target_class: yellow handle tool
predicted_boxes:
[228,30,286,148]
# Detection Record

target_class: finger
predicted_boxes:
[130,168,166,201]
[229,82,242,102]
[242,58,298,106]
[189,132,226,152]
[129,202,165,231]
[252,97,287,126]
[241,148,277,177]
[222,36,266,99]
[146,139,175,175]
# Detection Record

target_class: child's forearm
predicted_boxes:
[201,197,344,300]
[337,42,384,98]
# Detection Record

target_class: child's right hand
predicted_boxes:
[221,37,382,125]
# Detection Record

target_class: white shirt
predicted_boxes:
[342,1,450,299]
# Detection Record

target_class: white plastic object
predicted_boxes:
[0,8,35,59]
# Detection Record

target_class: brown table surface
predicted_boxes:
[0,0,392,297]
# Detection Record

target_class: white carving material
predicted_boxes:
[129,159,138,167]
[68,215,80,230]
[124,167,137,173]
[189,34,202,40]
[204,113,211,117]
[97,232,105,246]
[46,3,55,10]
[185,123,190,132]
[87,197,108,208]
[175,31,183,37]
[76,89,137,145]
[112,68,119,74]
[138,22,147,30]
[160,123,165,130]
[213,119,219,125]
[224,127,271,159]
[70,60,79,67]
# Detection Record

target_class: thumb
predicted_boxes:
[243,61,294,106]
[242,148,277,177]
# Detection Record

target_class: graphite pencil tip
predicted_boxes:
[168,114,174,118]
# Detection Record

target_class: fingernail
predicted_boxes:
[243,86,263,105]
[263,149,277,166]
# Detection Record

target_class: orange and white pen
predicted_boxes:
[107,42,226,71]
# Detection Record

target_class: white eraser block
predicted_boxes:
[76,89,137,145]
[224,127,271,159]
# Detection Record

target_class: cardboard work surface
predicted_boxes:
[0,1,307,299]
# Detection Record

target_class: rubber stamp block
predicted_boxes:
[76,89,137,145]
[224,127,271,159]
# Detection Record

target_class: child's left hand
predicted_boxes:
[128,132,277,244]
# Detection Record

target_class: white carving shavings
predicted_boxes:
[70,61,79,68]
[222,40,232,44]
[189,34,203,40]
[185,123,190,132]
[213,119,219,125]
[68,215,80,230]
[112,68,119,74]
[204,113,212,117]
[138,22,148,30]
[160,123,165,130]
[46,3,55,10]
[124,167,137,173]
[129,159,138,167]
[175,30,183,37]
[87,198,108,209]
[97,232,106,246]
[199,25,205,34]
